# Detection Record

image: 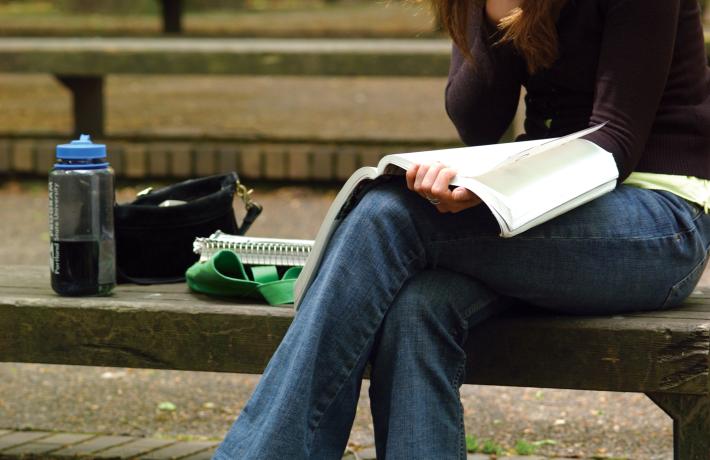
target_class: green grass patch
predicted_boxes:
[515,439,538,455]
[481,439,504,456]
[465,435,479,453]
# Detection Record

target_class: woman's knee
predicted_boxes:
[378,270,498,343]
[350,179,419,225]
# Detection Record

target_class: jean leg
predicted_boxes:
[215,180,710,459]
[369,270,508,460]
[408,184,710,313]
[307,335,373,460]
[214,183,432,459]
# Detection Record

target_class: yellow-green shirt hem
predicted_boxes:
[624,172,710,213]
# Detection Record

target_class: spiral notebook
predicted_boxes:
[193,230,314,267]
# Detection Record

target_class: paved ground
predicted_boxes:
[0,429,587,460]
[0,179,685,459]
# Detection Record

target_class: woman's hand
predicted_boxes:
[406,163,482,213]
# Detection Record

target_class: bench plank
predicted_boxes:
[2,266,708,396]
[1,35,707,77]
[466,314,709,394]
[0,38,452,77]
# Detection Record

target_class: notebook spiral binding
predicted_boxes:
[194,230,314,267]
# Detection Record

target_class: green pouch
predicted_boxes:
[185,250,301,305]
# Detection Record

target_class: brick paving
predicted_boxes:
[1,434,95,457]
[50,436,137,458]
[0,430,216,460]
[94,439,176,459]
[137,441,218,460]
[0,429,594,460]
[0,432,54,452]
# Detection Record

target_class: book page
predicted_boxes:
[501,181,616,237]
[494,122,606,169]
[472,139,618,229]
[380,138,551,178]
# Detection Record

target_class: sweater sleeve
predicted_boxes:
[583,0,680,182]
[445,5,524,146]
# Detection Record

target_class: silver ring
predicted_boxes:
[425,195,440,205]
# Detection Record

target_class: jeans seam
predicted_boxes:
[661,246,710,308]
[451,313,469,460]
[451,357,466,460]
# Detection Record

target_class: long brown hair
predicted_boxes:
[431,0,567,73]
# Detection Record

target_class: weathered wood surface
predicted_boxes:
[0,37,452,77]
[1,266,709,395]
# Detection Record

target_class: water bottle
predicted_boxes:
[49,135,115,296]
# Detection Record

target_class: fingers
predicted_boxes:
[416,163,444,195]
[412,163,444,197]
[446,187,482,213]
[405,164,418,191]
[405,163,481,213]
[431,168,457,197]
[451,187,481,204]
[409,163,457,204]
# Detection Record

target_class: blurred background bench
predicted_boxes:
[0,0,460,182]
[0,37,452,137]
[0,0,707,183]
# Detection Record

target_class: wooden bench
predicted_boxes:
[0,37,451,138]
[1,35,708,138]
[1,265,708,459]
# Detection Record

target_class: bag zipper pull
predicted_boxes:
[236,181,256,210]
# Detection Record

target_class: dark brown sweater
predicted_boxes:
[445,0,710,181]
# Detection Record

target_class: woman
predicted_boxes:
[214,0,710,458]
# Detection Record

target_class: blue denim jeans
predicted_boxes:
[214,179,710,460]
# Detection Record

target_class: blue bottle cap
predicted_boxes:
[56,134,106,160]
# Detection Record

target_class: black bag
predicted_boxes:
[114,172,262,284]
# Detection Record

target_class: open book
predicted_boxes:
[293,124,618,307]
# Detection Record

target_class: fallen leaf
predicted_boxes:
[157,401,177,411]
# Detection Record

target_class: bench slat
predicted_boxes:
[0,37,452,77]
[466,314,709,394]
[1,266,708,395]
[0,36,707,78]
